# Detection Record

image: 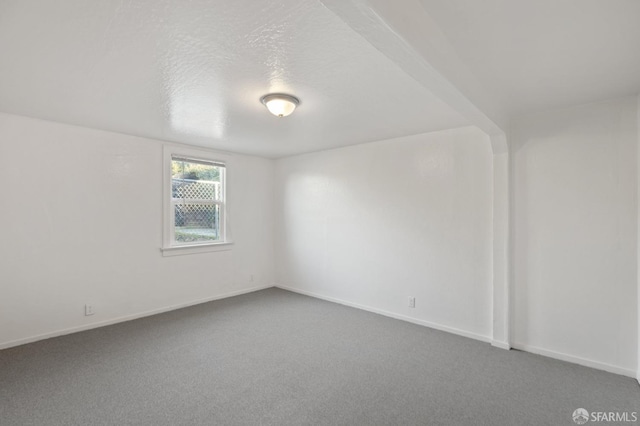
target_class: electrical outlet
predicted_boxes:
[85,304,95,316]
[408,297,416,308]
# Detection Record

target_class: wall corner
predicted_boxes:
[490,132,511,348]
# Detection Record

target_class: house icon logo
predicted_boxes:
[573,408,589,424]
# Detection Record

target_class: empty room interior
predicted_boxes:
[1,0,639,425]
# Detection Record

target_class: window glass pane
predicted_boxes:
[171,159,222,201]
[174,204,220,243]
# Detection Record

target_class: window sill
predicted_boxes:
[161,241,233,257]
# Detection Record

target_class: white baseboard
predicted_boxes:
[511,342,636,379]
[0,284,274,350]
[276,284,491,344]
[491,340,511,350]
[5,284,635,381]
[276,285,636,379]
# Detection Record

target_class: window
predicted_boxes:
[163,146,231,255]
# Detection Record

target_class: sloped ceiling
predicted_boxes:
[420,0,640,115]
[1,0,638,157]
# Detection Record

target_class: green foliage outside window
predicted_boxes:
[172,161,220,182]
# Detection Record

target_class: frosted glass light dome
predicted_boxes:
[261,94,299,117]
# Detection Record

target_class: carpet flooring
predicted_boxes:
[1,288,638,425]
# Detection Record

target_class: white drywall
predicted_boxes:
[512,97,638,375]
[2,102,637,379]
[0,112,275,348]
[274,127,494,340]
[491,149,510,348]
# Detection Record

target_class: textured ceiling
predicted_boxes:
[0,0,468,158]
[419,0,640,116]
[3,0,638,156]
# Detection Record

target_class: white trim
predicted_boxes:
[160,241,234,257]
[274,286,635,378]
[0,284,273,350]
[163,144,229,252]
[491,340,511,350]
[511,342,636,378]
[275,285,491,343]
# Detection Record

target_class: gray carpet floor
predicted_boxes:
[1,288,638,425]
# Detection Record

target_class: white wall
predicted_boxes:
[275,127,494,340]
[3,101,637,379]
[0,113,275,348]
[512,96,638,375]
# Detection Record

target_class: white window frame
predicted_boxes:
[161,145,233,256]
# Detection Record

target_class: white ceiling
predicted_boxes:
[1,0,639,157]
[419,0,640,115]
[0,0,467,158]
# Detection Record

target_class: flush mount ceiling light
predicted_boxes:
[260,93,299,117]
